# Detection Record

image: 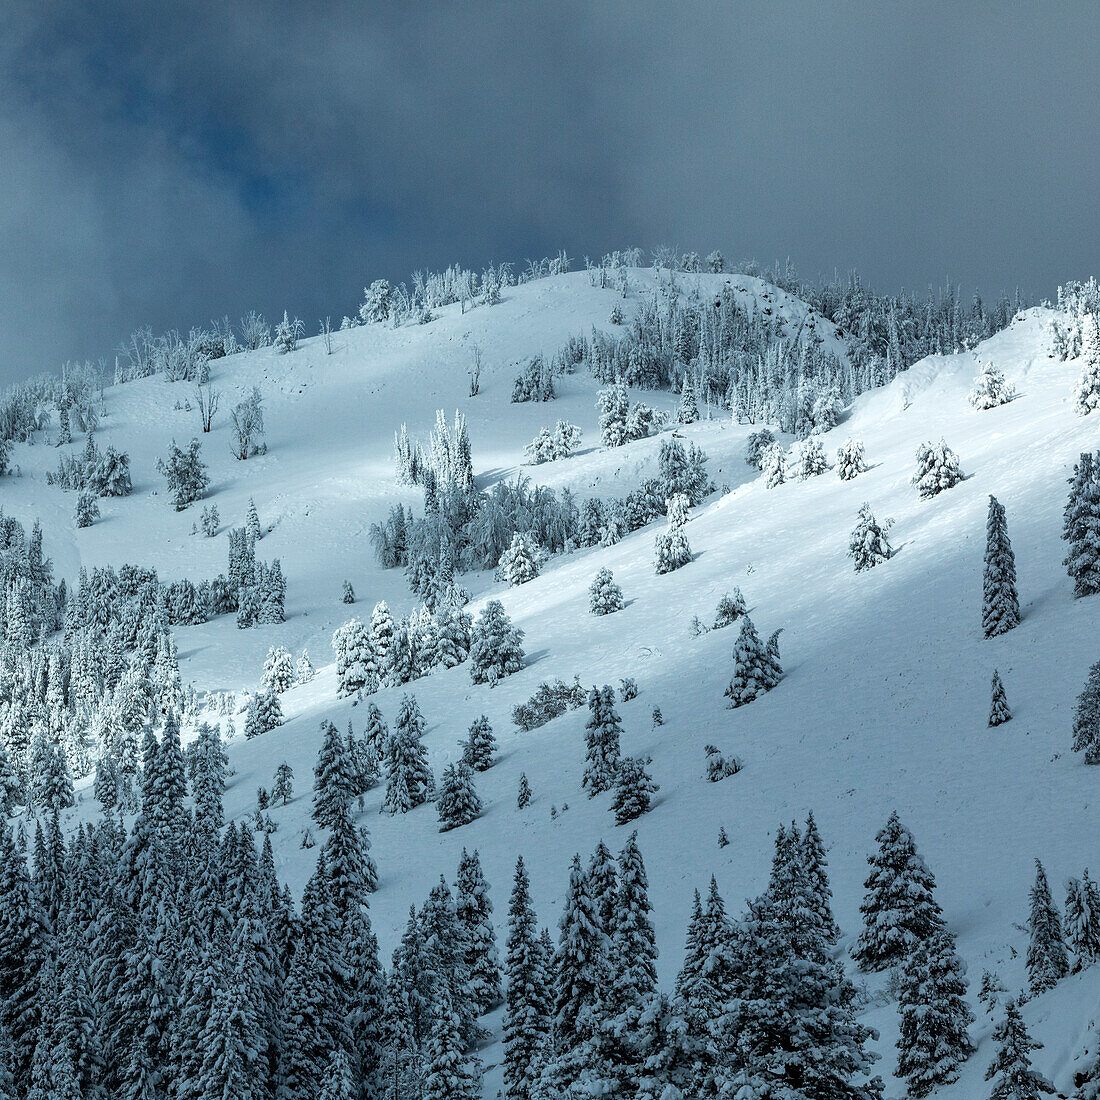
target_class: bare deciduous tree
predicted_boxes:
[194,385,220,433]
[468,345,482,397]
[230,387,266,460]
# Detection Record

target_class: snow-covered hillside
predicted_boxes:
[5,267,1100,1096]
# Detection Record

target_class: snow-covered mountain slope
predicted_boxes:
[7,269,1100,1094]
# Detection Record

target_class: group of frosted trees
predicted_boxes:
[0,700,1070,1100]
[498,808,1054,1100]
[0,506,298,821]
[47,432,133,530]
[756,432,868,490]
[50,381,264,527]
[332,594,524,696]
[0,518,212,815]
[379,405,712,603]
[340,595,520,698]
[524,420,581,464]
[0,695,518,1100]
[596,383,665,448]
[854,812,1071,1099]
[313,684,498,833]
[569,255,1021,437]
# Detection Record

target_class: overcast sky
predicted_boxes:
[1,1,1097,386]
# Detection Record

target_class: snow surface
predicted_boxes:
[5,268,1099,1096]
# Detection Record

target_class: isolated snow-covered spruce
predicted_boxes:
[0,251,1099,1099]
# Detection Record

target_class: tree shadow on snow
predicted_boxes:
[522,648,551,669]
[475,466,516,491]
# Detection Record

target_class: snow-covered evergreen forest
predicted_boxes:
[0,243,1098,1100]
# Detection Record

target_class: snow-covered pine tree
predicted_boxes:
[459,716,496,772]
[74,492,99,529]
[469,601,525,686]
[27,729,73,814]
[594,831,658,1096]
[801,810,841,943]
[244,688,282,739]
[654,493,692,575]
[261,645,294,694]
[317,1049,355,1100]
[156,438,209,510]
[497,533,542,586]
[729,843,883,1100]
[435,601,473,669]
[362,703,388,766]
[541,854,605,1094]
[295,648,315,683]
[1076,312,1100,415]
[978,969,1008,1019]
[969,360,1015,410]
[1063,452,1100,597]
[346,725,378,806]
[611,757,658,825]
[983,495,1020,636]
[795,437,828,479]
[272,761,293,805]
[245,496,262,542]
[713,587,746,628]
[516,773,532,809]
[583,685,622,797]
[989,670,1012,727]
[380,695,433,814]
[854,811,945,971]
[437,763,482,831]
[331,618,377,697]
[677,378,699,424]
[744,428,776,470]
[503,856,547,1100]
[200,503,219,536]
[836,437,868,480]
[848,503,893,571]
[761,441,786,488]
[984,999,1054,1100]
[1064,870,1100,972]
[369,600,396,673]
[1026,859,1069,994]
[455,849,501,1015]
[341,580,355,604]
[312,720,354,829]
[588,568,624,615]
[597,383,631,448]
[423,984,480,1100]
[913,439,963,499]
[724,615,779,707]
[895,928,975,1097]
[585,840,618,946]
[1073,660,1100,763]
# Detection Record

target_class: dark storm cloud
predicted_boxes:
[1,1,1098,385]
